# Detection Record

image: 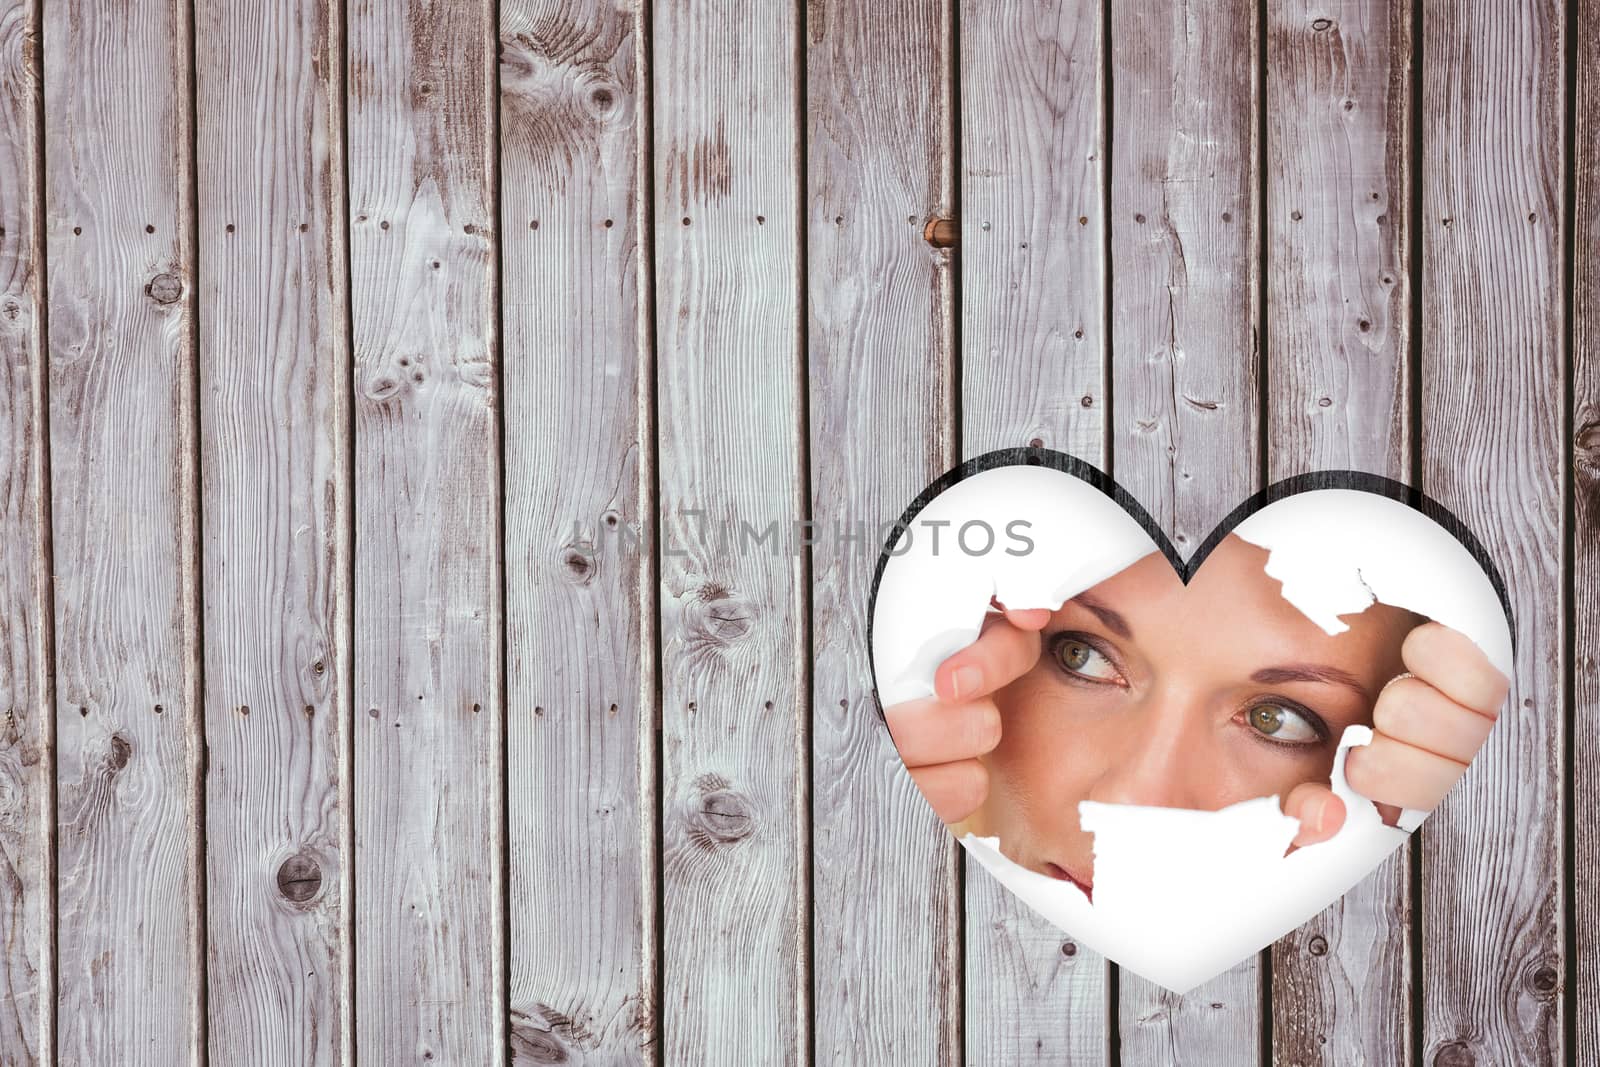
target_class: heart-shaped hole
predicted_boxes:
[869,450,1513,992]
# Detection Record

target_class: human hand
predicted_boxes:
[1283,621,1510,848]
[882,601,1052,824]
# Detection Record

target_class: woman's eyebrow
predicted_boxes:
[1071,592,1133,639]
[1251,664,1368,696]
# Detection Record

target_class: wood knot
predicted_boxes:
[364,375,401,402]
[1575,419,1600,474]
[923,216,957,249]
[509,1025,570,1064]
[106,733,132,772]
[1311,17,1334,30]
[1433,1041,1475,1067]
[688,788,754,848]
[583,83,620,122]
[682,584,753,645]
[560,543,597,585]
[2,300,21,321]
[1521,956,1561,998]
[1307,934,1329,956]
[276,852,324,905]
[146,273,184,304]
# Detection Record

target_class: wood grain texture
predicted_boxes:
[194,0,352,1061]
[348,0,501,1062]
[1109,0,1264,1060]
[1576,0,1599,1061]
[1418,0,1566,1063]
[652,1,806,1062]
[958,1,1112,1060]
[1264,1,1415,1062]
[806,0,959,1062]
[0,1,49,1062]
[43,0,202,1062]
[500,1,655,1062]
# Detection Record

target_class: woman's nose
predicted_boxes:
[1083,693,1213,810]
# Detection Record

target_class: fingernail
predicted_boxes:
[950,666,983,701]
[1311,798,1328,834]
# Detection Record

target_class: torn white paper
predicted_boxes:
[961,725,1404,993]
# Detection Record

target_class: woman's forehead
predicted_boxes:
[1057,534,1410,661]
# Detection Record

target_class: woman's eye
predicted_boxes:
[1245,702,1322,744]
[1051,635,1123,684]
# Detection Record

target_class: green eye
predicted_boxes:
[1246,702,1320,743]
[1049,633,1123,684]
[1060,641,1093,671]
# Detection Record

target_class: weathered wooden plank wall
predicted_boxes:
[44,0,203,1063]
[197,0,352,1062]
[0,0,1591,1064]
[653,2,808,1063]
[348,0,501,1060]
[0,0,49,1061]
[502,0,655,1061]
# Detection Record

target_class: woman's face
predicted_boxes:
[973,533,1416,894]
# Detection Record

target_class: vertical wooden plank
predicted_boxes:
[1575,0,1599,1059]
[347,0,501,1062]
[653,1,806,1062]
[1109,0,1264,1061]
[807,0,959,1062]
[193,0,351,1061]
[1419,1,1566,1063]
[500,2,655,1061]
[43,0,202,1060]
[1264,1,1415,1062]
[0,0,50,1061]
[958,0,1112,1061]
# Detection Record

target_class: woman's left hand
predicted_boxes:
[1282,621,1510,848]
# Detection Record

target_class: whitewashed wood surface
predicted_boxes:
[0,0,1587,1064]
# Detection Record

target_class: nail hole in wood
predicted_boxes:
[276,852,324,905]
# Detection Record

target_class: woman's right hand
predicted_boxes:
[882,602,1053,824]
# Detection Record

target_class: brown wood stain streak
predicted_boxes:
[348,0,499,1063]
[958,0,1113,1060]
[193,0,352,1061]
[1575,0,1599,1061]
[653,0,807,1062]
[1418,1,1566,1063]
[1265,1,1416,1063]
[43,0,201,1061]
[0,0,50,1062]
[501,1,655,1062]
[1110,0,1266,1061]
[807,0,960,1062]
